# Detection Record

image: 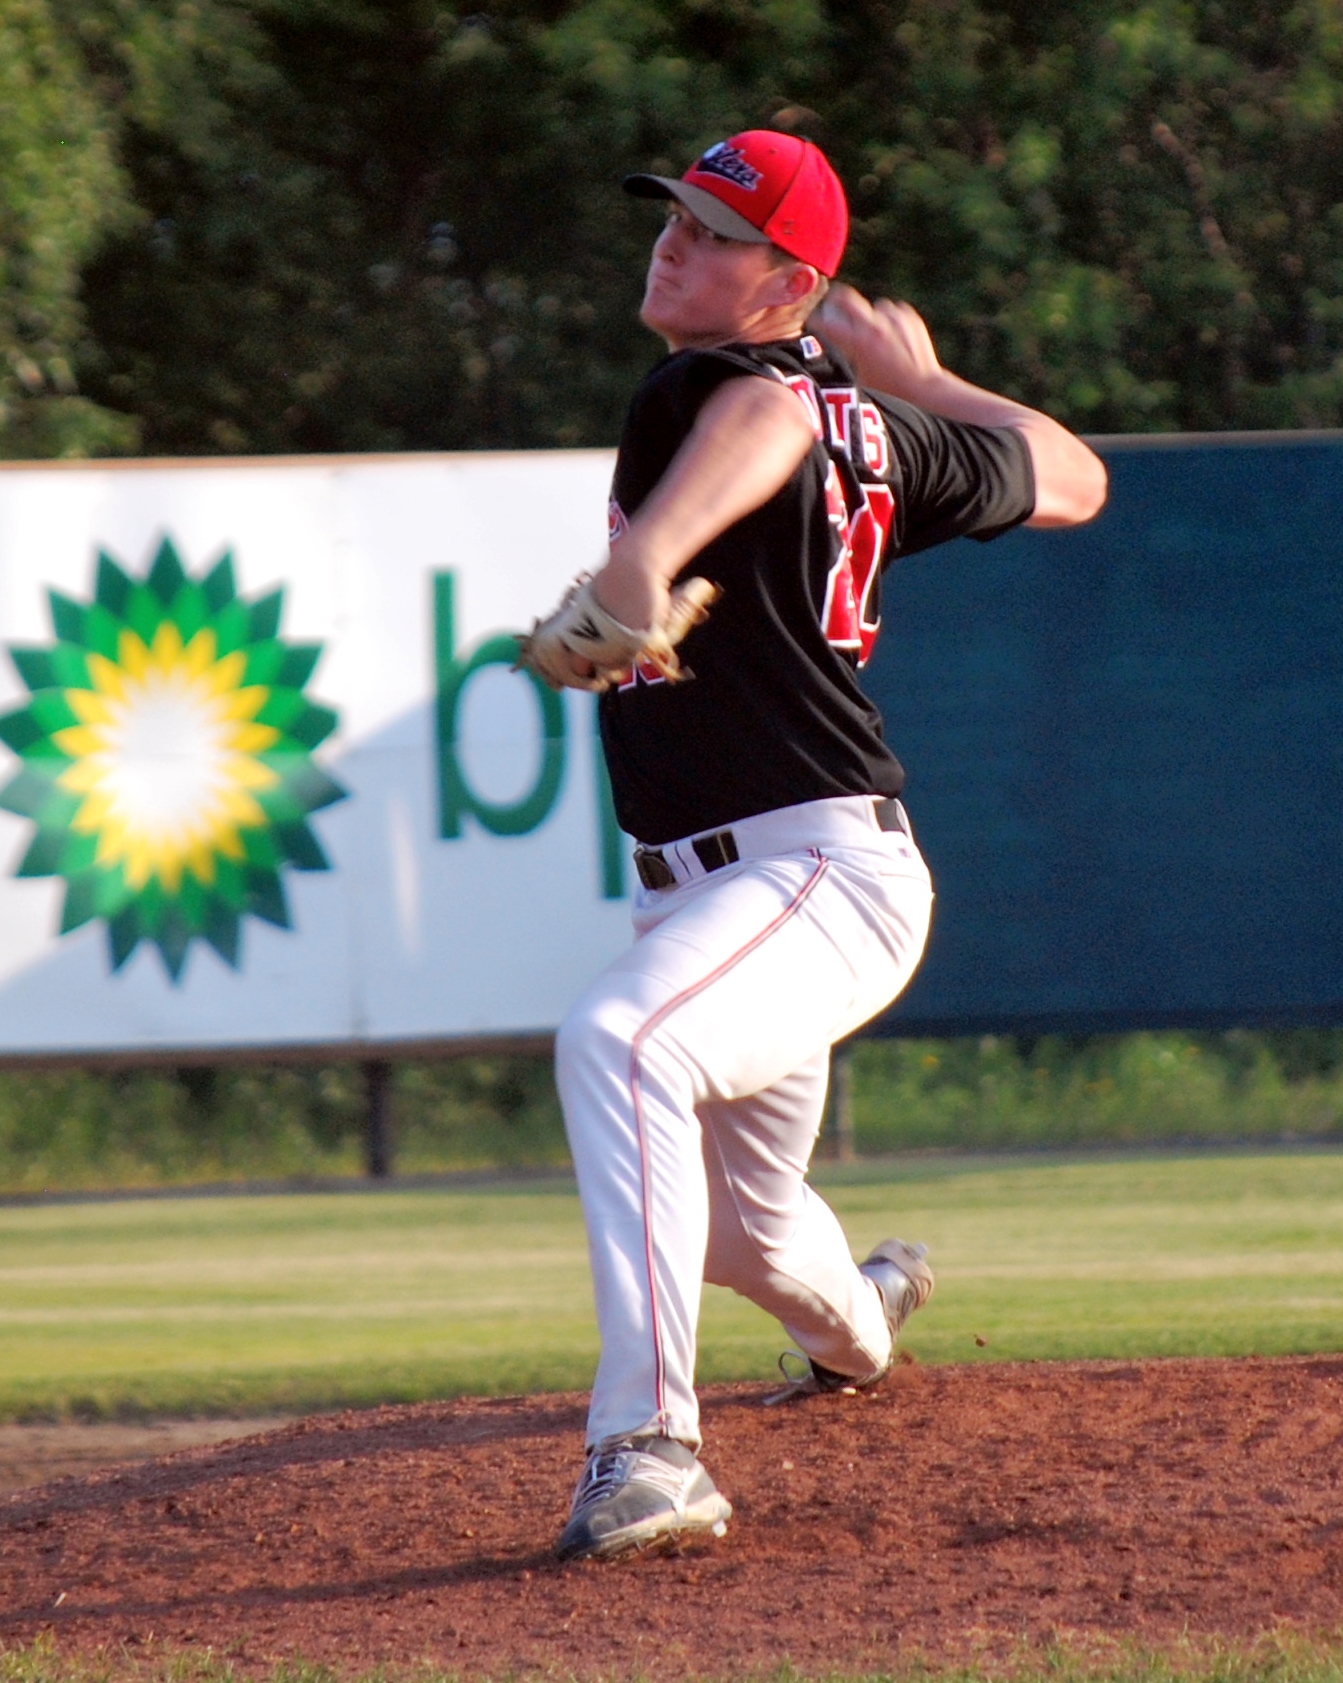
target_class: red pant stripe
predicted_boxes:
[627,853,831,1431]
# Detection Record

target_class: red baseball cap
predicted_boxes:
[624,130,849,278]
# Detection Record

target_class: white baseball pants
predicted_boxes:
[555,793,934,1450]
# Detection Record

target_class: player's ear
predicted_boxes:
[779,261,822,307]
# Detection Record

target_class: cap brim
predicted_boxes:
[622,174,771,244]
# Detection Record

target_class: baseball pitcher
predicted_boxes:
[518,130,1107,1561]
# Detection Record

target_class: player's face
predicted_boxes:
[640,205,808,349]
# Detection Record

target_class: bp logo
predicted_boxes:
[0,538,345,981]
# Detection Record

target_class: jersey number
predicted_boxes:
[820,463,895,667]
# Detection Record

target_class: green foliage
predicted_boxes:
[1,1033,1341,1194]
[0,0,291,459]
[394,1056,569,1171]
[0,0,136,456]
[74,0,797,454]
[0,1065,364,1190]
[10,2,1343,457]
[826,0,1343,431]
[52,0,1343,457]
[0,1055,568,1192]
[850,1029,1343,1154]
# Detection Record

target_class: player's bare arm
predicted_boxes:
[814,284,1108,527]
[593,376,815,628]
[522,378,813,690]
[519,193,825,691]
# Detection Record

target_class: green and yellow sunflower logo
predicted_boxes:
[0,538,346,982]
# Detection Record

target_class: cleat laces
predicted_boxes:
[572,1442,695,1514]
[762,1349,866,1405]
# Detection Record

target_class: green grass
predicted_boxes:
[1,1149,1341,1421]
[815,1148,1343,1363]
[5,1634,1343,1683]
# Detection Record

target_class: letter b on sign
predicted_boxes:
[434,572,565,837]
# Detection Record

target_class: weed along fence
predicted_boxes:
[0,437,1340,1172]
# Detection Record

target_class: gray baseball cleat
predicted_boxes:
[861,1237,935,1340]
[766,1238,934,1402]
[555,1435,732,1562]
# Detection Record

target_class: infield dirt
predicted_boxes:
[2,1356,1342,1679]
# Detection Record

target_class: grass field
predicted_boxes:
[1,1148,1341,1421]
[5,1637,1343,1683]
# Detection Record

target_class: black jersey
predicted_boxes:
[598,335,1035,845]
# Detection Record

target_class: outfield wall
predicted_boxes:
[867,432,1343,1036]
[0,434,1338,1060]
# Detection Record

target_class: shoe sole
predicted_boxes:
[556,1492,732,1562]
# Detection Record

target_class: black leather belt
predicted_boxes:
[632,798,908,892]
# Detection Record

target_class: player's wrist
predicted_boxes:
[592,558,666,634]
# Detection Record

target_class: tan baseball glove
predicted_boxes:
[516,574,721,692]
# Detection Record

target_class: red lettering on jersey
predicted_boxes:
[615,657,667,691]
[858,402,890,476]
[848,482,895,665]
[821,461,860,649]
[821,386,857,453]
[819,469,897,668]
[782,374,824,440]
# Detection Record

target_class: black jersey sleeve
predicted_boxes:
[873,393,1036,557]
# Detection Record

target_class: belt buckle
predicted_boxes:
[633,846,677,891]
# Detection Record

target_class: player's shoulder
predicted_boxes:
[724,336,860,390]
[759,337,948,448]
[626,344,795,440]
[639,343,780,393]
[626,349,731,417]
[637,337,856,394]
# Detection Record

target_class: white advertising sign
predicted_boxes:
[0,451,631,1058]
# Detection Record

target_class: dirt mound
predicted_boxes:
[3,1357,1342,1679]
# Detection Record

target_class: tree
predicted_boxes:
[75,0,831,454]
[817,0,1343,432]
[11,0,1343,457]
[0,0,136,456]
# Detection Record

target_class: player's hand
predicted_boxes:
[515,574,721,692]
[813,285,943,400]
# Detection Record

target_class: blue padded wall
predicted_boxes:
[861,433,1343,1036]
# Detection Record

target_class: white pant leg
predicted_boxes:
[700,1053,892,1379]
[555,833,931,1450]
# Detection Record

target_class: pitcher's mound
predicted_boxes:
[3,1356,1342,1679]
